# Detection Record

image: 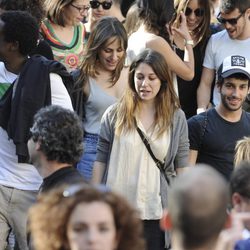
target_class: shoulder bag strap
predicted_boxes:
[136,126,164,171]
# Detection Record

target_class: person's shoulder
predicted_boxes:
[242,110,250,120]
[210,29,227,40]
[187,109,212,126]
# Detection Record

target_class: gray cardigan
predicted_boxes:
[96,104,189,208]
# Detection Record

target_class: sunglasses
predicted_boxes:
[70,3,90,13]
[89,0,112,10]
[63,184,110,197]
[217,12,243,25]
[185,7,204,17]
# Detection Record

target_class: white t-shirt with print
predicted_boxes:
[203,29,250,106]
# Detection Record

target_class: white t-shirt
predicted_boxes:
[203,29,250,106]
[0,62,17,98]
[0,72,73,191]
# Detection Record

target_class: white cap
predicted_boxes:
[218,55,250,79]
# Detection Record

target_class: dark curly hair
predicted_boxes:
[136,0,174,43]
[30,105,83,165]
[28,185,145,250]
[0,11,39,56]
[0,0,45,24]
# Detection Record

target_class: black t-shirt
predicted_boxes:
[176,39,208,119]
[40,166,86,193]
[188,108,250,180]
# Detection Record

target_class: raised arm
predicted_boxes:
[147,12,194,81]
[197,67,215,112]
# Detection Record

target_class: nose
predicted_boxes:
[111,51,118,61]
[232,87,240,97]
[189,12,196,20]
[86,229,98,243]
[224,21,233,29]
[142,78,149,86]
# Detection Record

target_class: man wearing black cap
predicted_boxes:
[188,55,250,180]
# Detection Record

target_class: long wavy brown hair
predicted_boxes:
[171,0,211,49]
[115,49,180,138]
[78,16,128,91]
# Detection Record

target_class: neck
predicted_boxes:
[109,5,125,22]
[139,100,156,115]
[139,23,157,35]
[171,232,218,250]
[4,55,28,74]
[95,65,113,81]
[215,105,242,122]
[37,159,72,178]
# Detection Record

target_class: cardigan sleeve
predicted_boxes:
[96,105,116,163]
[173,109,189,169]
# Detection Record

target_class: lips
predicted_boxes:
[228,97,241,105]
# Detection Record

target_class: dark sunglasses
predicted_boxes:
[89,0,112,10]
[217,12,243,25]
[185,7,204,17]
[63,184,110,197]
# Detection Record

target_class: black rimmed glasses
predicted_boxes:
[89,0,112,10]
[62,183,110,197]
[217,12,244,26]
[185,7,204,17]
[70,3,90,14]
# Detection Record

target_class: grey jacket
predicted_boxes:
[96,104,189,208]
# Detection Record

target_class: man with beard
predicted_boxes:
[197,0,250,111]
[188,55,250,180]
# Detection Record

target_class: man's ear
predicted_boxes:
[35,140,41,151]
[232,192,244,212]
[245,8,250,20]
[9,41,19,52]
[224,212,232,229]
[160,209,172,230]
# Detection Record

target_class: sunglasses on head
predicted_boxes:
[185,7,204,17]
[217,12,243,25]
[89,0,112,10]
[63,183,110,197]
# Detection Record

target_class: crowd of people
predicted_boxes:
[0,0,250,250]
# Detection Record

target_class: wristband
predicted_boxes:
[197,108,206,114]
[184,39,194,46]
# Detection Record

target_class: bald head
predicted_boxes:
[168,165,229,249]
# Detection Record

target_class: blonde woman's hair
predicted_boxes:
[234,136,250,167]
[115,48,180,138]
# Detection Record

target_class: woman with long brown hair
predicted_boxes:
[171,0,211,118]
[93,49,189,250]
[74,16,128,181]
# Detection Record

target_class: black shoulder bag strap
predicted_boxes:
[136,126,169,184]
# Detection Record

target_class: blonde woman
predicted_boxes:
[234,136,250,167]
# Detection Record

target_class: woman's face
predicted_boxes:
[134,62,161,104]
[64,0,90,25]
[67,201,118,250]
[97,37,124,72]
[185,0,204,32]
[90,0,112,22]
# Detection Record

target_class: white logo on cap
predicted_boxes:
[231,56,246,68]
